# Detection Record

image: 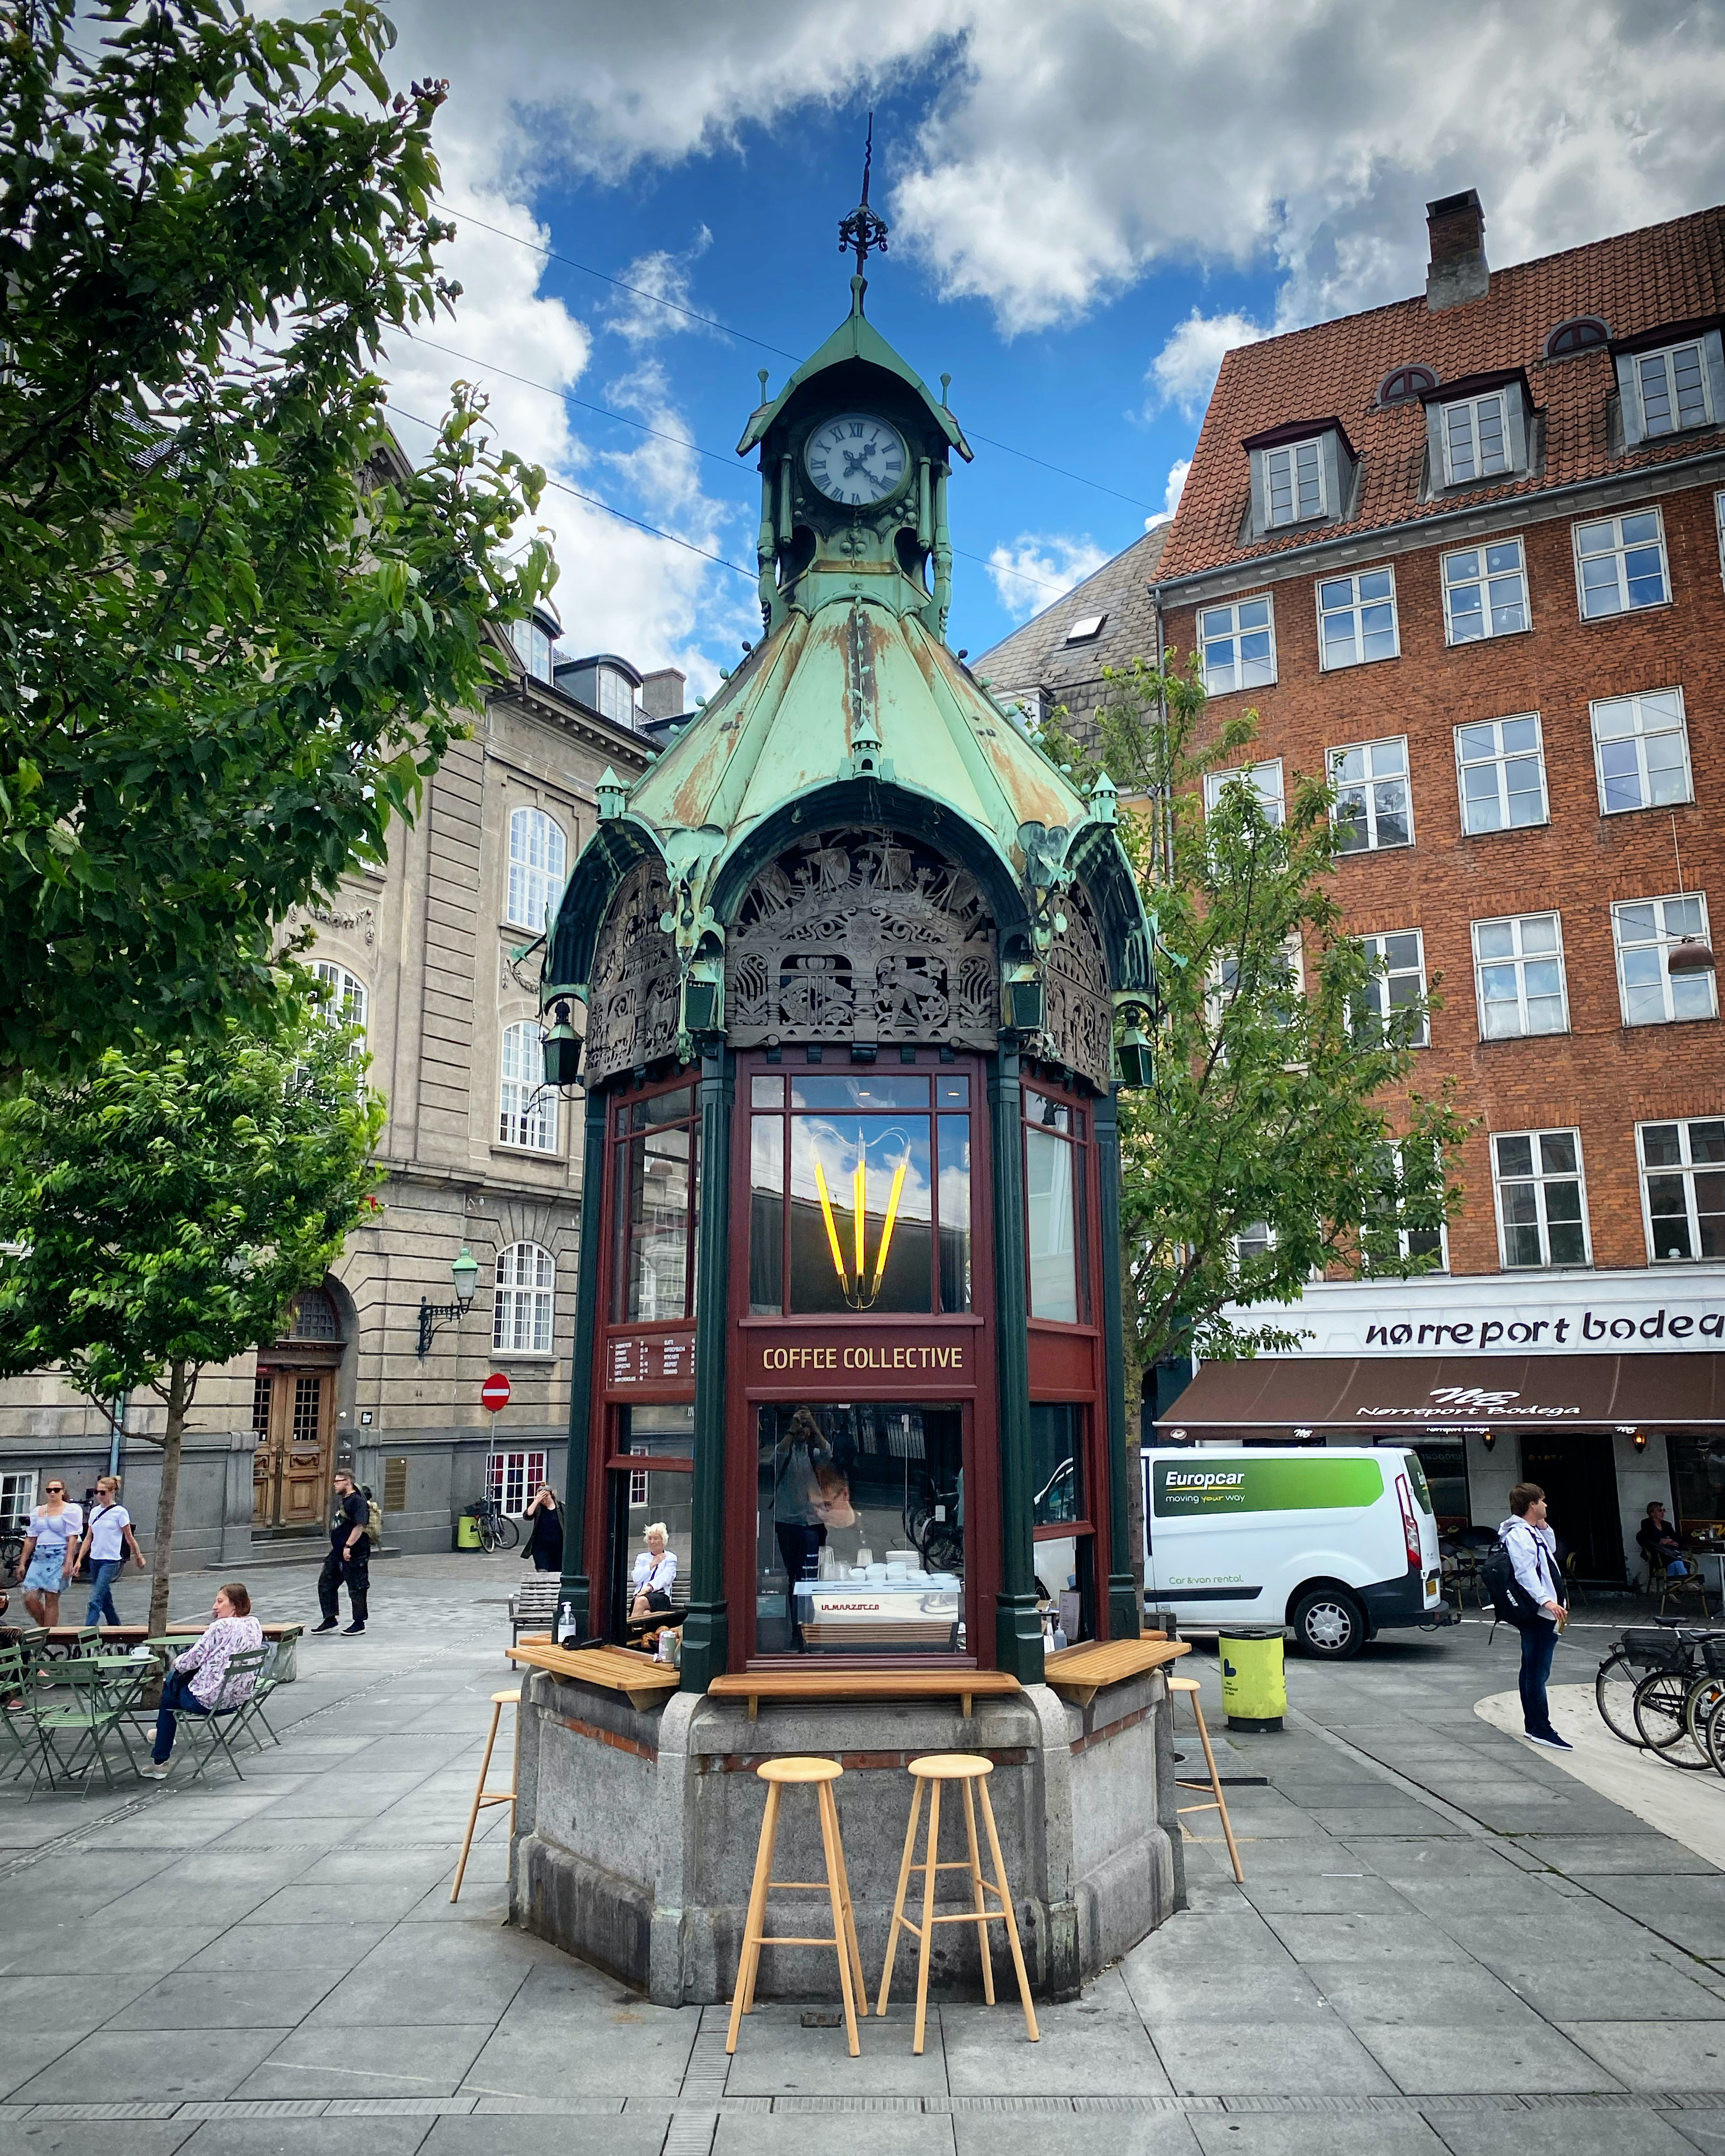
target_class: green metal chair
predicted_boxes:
[27,1658,143,1795]
[0,1644,35,1780]
[233,1639,285,1752]
[172,1650,271,1785]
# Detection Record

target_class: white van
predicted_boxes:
[1143,1446,1446,1659]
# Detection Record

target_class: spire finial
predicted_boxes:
[837,110,889,283]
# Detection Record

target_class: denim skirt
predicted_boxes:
[23,1547,71,1591]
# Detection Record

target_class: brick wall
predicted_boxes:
[1164,479,1725,1279]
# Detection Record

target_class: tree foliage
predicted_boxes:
[0,1012,386,1630]
[1039,655,1469,1377]
[0,0,553,1076]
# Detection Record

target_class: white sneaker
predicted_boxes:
[139,1762,172,1779]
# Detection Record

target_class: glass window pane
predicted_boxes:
[937,1076,970,1107]
[613,1458,693,1637]
[1496,1135,1533,1177]
[618,1125,693,1323]
[787,1112,932,1314]
[1026,1127,1079,1322]
[1501,717,1539,753]
[755,1404,965,1657]
[1641,1124,1682,1166]
[1692,1122,1725,1164]
[1030,1404,1082,1527]
[937,1113,972,1314]
[750,1116,784,1315]
[752,1074,785,1107]
[1539,1132,1578,1176]
[791,1075,930,1110]
[1546,1218,1586,1266]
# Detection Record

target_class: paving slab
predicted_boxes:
[1424,2112,1702,2156]
[1355,2016,1626,2092]
[1558,2018,1725,2088]
[0,2123,201,2156]
[12,2024,290,2104]
[106,1965,351,2031]
[462,2001,697,2102]
[176,2123,434,2156]
[1492,1958,1725,2022]
[230,2021,496,2100]
[1188,2118,1450,2156]
[715,2118,955,2156]
[422,2119,670,2156]
[942,1975,1171,2095]
[1151,2013,1399,2094]
[180,1921,392,1972]
[717,2000,950,2098]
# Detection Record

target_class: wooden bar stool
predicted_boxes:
[1168,1673,1244,1884]
[727,1757,866,2057]
[450,1687,520,1903]
[876,1753,1039,2056]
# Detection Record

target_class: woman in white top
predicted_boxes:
[629,1523,678,1622]
[75,1474,145,1630]
[21,1478,84,1628]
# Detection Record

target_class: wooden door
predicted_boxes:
[252,1369,334,1529]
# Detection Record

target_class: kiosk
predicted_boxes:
[508,238,1184,2004]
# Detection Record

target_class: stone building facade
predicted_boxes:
[0,609,657,1566]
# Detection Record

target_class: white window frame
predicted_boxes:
[1204,759,1285,825]
[1328,736,1412,854]
[1716,488,1725,590]
[1492,1129,1592,1270]
[1455,714,1549,836]
[1441,537,1529,645]
[507,805,568,933]
[1366,1139,1448,1273]
[1472,911,1569,1040]
[1210,931,1305,1038]
[1197,594,1277,695]
[1612,894,1719,1027]
[1589,687,1694,817]
[1633,341,1714,437]
[1316,566,1400,672]
[1232,1221,1275,1264]
[493,1242,555,1356]
[0,1470,38,1528]
[1262,439,1326,528]
[1639,1118,1725,1264]
[1356,931,1430,1048]
[1440,391,1511,485]
[597,667,635,727]
[313,960,367,1039]
[485,1449,549,1516]
[498,1021,558,1153]
[1573,508,1671,620]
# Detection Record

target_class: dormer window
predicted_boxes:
[510,611,560,684]
[1241,420,1355,539]
[1613,322,1725,447]
[1064,614,1106,644]
[1421,371,1530,491]
[1544,317,1609,359]
[1377,365,1438,407]
[596,666,635,727]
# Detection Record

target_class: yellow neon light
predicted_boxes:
[813,1158,849,1294]
[852,1158,866,1284]
[869,1157,909,1298]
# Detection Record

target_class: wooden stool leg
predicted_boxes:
[828,1788,868,2009]
[975,1777,1039,2042]
[960,1775,995,2005]
[876,1777,924,2017]
[1189,1693,1244,1885]
[913,1778,941,2057]
[450,1699,503,1904]
[727,1780,781,2053]
[817,1782,861,2058]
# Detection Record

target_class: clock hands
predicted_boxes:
[841,445,880,480]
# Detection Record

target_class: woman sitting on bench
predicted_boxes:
[629,1524,677,1623]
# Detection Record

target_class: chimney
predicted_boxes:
[639,667,686,722]
[1425,188,1489,311]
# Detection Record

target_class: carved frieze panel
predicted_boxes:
[1034,878,1113,1090]
[585,861,680,1083]
[727,828,998,1049]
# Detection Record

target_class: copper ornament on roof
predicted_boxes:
[585,859,681,1082]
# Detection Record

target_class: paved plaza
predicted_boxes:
[7,1555,1725,2154]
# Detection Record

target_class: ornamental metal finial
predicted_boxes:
[838,111,889,279]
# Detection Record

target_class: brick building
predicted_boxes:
[982,193,1725,1589]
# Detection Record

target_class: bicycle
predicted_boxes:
[470,1498,519,1553]
[0,1527,23,1585]
[1595,1621,1716,1748]
[1607,1623,1725,1769]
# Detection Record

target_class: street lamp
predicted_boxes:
[418,1246,481,1360]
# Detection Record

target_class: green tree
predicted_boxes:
[0,1013,385,1634]
[0,0,553,1077]
[1039,650,1468,1402]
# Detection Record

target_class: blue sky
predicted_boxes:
[372,1,1725,700]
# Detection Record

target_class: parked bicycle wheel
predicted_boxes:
[1633,1670,1714,1767]
[1594,1650,1645,1746]
[1687,1673,1725,1750]
[476,1513,501,1553]
[495,1514,520,1550]
[1701,1687,1725,1778]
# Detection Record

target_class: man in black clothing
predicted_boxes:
[314,1469,370,1634]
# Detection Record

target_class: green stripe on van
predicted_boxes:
[1153,1457,1384,1517]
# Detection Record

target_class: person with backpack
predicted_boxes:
[313,1469,370,1635]
[1499,1481,1570,1751]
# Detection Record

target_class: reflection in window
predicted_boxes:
[1030,1404,1082,1527]
[755,1403,963,1657]
[609,1404,695,1640]
[613,1087,698,1323]
[1025,1090,1088,1323]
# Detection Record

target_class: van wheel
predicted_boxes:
[1292,1587,1367,1659]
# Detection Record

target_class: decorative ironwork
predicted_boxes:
[585,860,681,1082]
[1032,878,1113,1089]
[727,828,997,1049]
[838,112,889,274]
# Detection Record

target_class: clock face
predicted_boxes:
[803,412,909,507]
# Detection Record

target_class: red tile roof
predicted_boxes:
[1158,202,1725,583]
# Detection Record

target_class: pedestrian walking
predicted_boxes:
[19,1479,83,1628]
[139,1583,262,1778]
[313,1469,370,1635]
[74,1476,146,1630]
[1500,1481,1571,1751]
[521,1484,564,1573]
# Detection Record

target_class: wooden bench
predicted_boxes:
[507,1640,682,1711]
[1042,1637,1189,1708]
[707,1668,1022,1722]
[508,1577,562,1647]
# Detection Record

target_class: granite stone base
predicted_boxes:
[510,1665,1183,2004]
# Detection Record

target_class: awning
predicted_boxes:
[1157,1355,1725,1438]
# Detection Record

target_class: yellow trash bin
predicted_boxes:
[1220,1629,1286,1732]
[455,1510,483,1550]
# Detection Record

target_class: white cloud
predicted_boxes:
[1145,458,1191,529]
[985,534,1109,624]
[1148,313,1266,419]
[609,229,717,346]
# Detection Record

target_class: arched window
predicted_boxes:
[313,961,367,1038]
[287,1287,342,1341]
[507,806,568,932]
[498,1022,557,1152]
[494,1242,554,1353]
[1545,317,1609,359]
[1377,364,1439,407]
[597,666,635,727]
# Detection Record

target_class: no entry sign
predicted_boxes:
[480,1372,512,1413]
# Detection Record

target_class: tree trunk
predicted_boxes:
[147,1360,189,1639]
